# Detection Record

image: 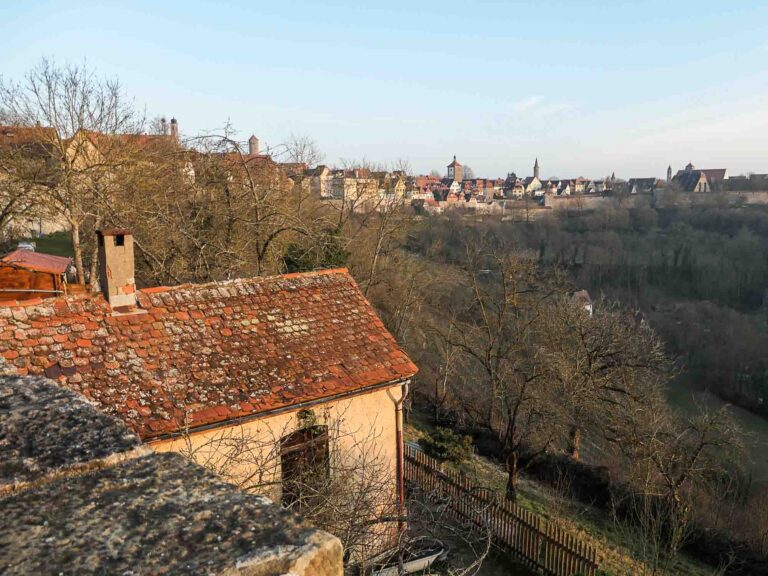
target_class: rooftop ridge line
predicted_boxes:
[0,267,352,310]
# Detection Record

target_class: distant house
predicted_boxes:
[700,168,728,190]
[572,178,591,194]
[673,164,710,192]
[543,180,559,195]
[594,180,609,193]
[728,173,768,191]
[571,289,593,316]
[309,165,332,197]
[523,176,543,196]
[627,178,661,194]
[503,173,526,198]
[278,162,308,179]
[0,125,68,236]
[672,163,727,192]
[0,249,73,302]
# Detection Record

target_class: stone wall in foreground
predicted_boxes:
[0,375,342,576]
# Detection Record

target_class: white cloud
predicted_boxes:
[509,96,544,113]
[507,96,574,117]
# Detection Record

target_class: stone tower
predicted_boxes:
[170,117,179,141]
[534,158,540,180]
[447,155,463,182]
[248,135,260,155]
[667,165,672,182]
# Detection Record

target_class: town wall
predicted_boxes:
[653,190,768,208]
[544,194,617,211]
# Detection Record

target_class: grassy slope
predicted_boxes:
[667,382,768,484]
[405,413,717,576]
[20,231,73,257]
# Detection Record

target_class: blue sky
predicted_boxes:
[2,0,767,178]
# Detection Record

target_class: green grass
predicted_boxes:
[20,231,73,257]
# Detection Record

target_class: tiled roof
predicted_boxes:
[0,269,417,440]
[75,130,177,153]
[673,170,706,191]
[1,250,72,274]
[0,125,58,156]
[700,168,727,182]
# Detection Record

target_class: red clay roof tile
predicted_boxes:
[0,269,416,439]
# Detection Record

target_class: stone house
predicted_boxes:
[673,166,710,192]
[523,176,542,196]
[309,165,332,197]
[0,125,68,237]
[627,177,661,195]
[672,163,728,193]
[0,230,417,556]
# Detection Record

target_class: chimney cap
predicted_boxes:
[97,228,132,237]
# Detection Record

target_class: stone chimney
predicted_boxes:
[170,117,179,141]
[97,230,136,309]
[248,135,259,155]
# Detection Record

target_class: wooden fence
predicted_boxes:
[404,444,598,576]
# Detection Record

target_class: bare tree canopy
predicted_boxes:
[0,58,146,283]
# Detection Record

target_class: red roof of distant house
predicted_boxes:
[75,129,177,152]
[1,250,72,275]
[0,268,417,440]
[571,289,592,306]
[0,125,58,156]
[0,125,51,142]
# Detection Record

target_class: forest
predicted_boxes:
[409,205,768,420]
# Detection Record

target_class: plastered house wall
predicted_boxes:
[151,384,405,552]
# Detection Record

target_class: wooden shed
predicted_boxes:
[0,250,73,302]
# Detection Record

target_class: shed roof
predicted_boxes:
[1,250,72,274]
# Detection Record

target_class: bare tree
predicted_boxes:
[608,403,743,574]
[279,133,324,166]
[99,124,335,285]
[0,58,146,283]
[440,249,565,500]
[178,406,402,568]
[538,297,675,460]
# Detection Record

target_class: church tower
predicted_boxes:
[667,165,672,182]
[533,158,540,180]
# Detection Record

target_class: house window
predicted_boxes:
[114,234,125,247]
[280,424,330,509]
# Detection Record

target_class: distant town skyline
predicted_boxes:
[2,0,767,178]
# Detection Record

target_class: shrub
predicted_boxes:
[419,427,473,463]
